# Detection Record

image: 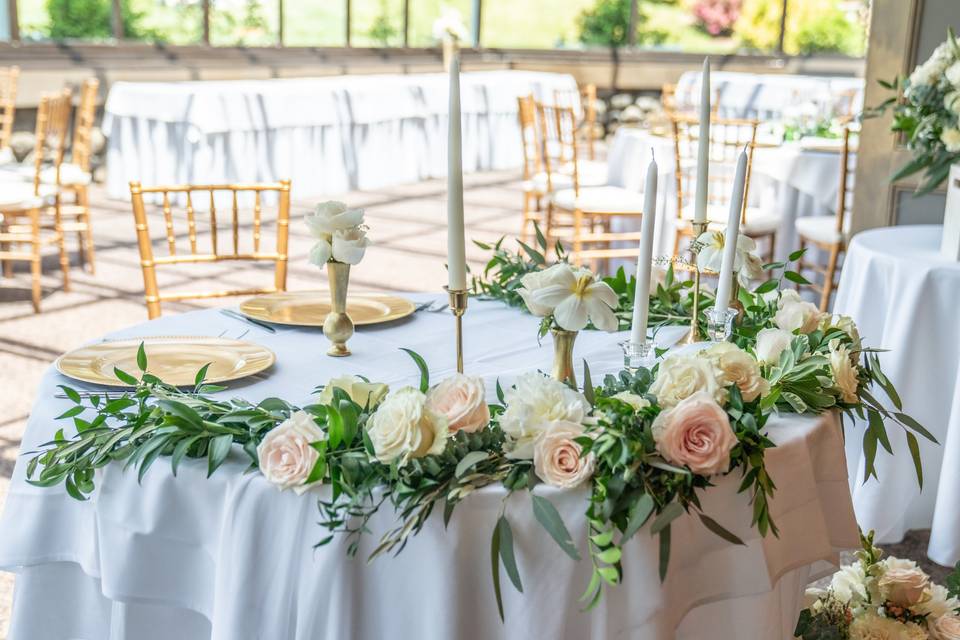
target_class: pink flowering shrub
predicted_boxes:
[693,0,742,36]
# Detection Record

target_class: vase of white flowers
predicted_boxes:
[433,6,469,71]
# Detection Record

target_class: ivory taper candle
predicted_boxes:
[630,153,658,346]
[446,54,467,290]
[715,147,747,311]
[694,57,711,225]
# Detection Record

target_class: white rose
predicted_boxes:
[828,338,860,403]
[308,238,332,266]
[947,61,960,87]
[517,264,570,316]
[331,226,370,264]
[755,327,795,365]
[257,411,326,493]
[499,372,589,459]
[704,342,770,402]
[931,614,960,640]
[533,420,595,488]
[649,354,724,408]
[918,585,960,619]
[943,128,960,153]
[775,298,823,334]
[317,375,388,409]
[367,387,448,466]
[611,391,650,411]
[829,563,868,606]
[305,201,365,237]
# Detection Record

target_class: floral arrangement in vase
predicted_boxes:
[872,29,960,194]
[305,201,370,357]
[796,531,960,640]
[432,5,470,70]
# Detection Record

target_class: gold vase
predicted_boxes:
[323,261,354,357]
[551,329,578,387]
[442,38,458,71]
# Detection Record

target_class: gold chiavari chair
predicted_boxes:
[670,115,779,259]
[544,104,647,269]
[518,95,544,243]
[554,83,599,161]
[55,78,100,272]
[0,66,18,160]
[129,181,292,319]
[662,82,721,117]
[795,126,855,311]
[0,90,73,312]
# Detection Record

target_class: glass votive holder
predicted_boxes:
[620,340,655,373]
[705,307,738,342]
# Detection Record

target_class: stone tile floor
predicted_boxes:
[0,172,949,637]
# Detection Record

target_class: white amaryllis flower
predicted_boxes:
[520,263,618,332]
[695,230,763,285]
[305,201,369,267]
[432,6,469,42]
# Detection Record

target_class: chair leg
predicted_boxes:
[572,208,584,266]
[820,243,841,312]
[54,202,71,293]
[82,210,96,275]
[545,203,556,252]
[30,209,42,312]
[520,192,532,244]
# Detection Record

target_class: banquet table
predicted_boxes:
[607,127,849,262]
[834,225,960,567]
[0,297,859,639]
[102,71,578,200]
[674,71,864,121]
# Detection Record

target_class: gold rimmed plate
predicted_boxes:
[57,336,276,387]
[239,291,416,327]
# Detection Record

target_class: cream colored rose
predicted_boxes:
[499,372,589,459]
[931,615,960,640]
[367,387,448,466]
[828,338,860,403]
[878,563,929,607]
[850,613,927,640]
[705,342,770,402]
[943,128,960,153]
[257,410,326,494]
[651,391,737,476]
[829,563,868,606]
[317,375,388,409]
[649,354,724,408]
[917,585,960,618]
[533,420,595,489]
[775,291,823,334]
[305,201,368,267]
[426,373,491,433]
[331,226,370,264]
[305,201,365,236]
[755,327,795,365]
[611,391,650,411]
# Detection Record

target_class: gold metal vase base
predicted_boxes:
[323,261,354,357]
[682,220,710,345]
[551,328,578,388]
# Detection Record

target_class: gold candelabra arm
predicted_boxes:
[445,287,469,373]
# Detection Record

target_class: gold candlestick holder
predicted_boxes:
[684,220,710,344]
[445,286,468,373]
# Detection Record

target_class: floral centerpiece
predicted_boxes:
[872,29,960,194]
[305,201,370,357]
[796,530,960,640]
[432,5,469,71]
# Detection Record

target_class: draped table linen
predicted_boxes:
[0,298,859,639]
[834,225,960,567]
[102,71,579,199]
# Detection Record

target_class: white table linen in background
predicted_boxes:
[606,128,849,262]
[674,71,864,121]
[0,298,858,639]
[834,225,960,567]
[102,71,579,199]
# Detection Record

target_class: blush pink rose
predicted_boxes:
[256,411,326,494]
[533,420,595,488]
[651,391,737,476]
[878,567,929,607]
[932,615,960,640]
[426,373,491,433]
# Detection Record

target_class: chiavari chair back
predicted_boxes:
[0,66,17,154]
[128,181,292,319]
[796,126,856,311]
[72,78,99,173]
[553,83,599,160]
[30,88,73,194]
[661,83,677,114]
[517,94,543,242]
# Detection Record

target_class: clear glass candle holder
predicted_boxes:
[620,340,655,372]
[705,307,738,343]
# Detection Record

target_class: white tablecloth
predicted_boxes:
[835,225,960,567]
[674,71,864,121]
[102,71,579,199]
[607,128,849,261]
[0,298,858,639]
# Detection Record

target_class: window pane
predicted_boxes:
[481,0,594,49]
[779,0,868,57]
[211,0,279,46]
[132,0,203,45]
[350,0,404,47]
[284,0,347,46]
[408,0,472,48]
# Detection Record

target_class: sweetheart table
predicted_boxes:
[835,225,960,567]
[0,297,859,639]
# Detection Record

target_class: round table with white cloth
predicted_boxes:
[834,225,960,567]
[102,71,579,200]
[0,298,859,640]
[606,128,849,262]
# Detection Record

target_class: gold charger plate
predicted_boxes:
[239,291,416,327]
[57,336,276,387]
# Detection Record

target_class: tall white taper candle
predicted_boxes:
[446,54,467,290]
[630,153,658,346]
[694,57,711,225]
[715,147,747,311]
